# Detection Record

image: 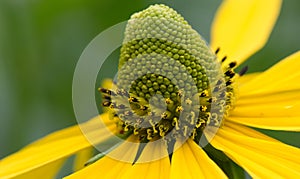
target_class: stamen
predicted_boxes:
[185,98,192,105]
[200,105,207,112]
[183,126,188,136]
[98,87,116,96]
[189,112,196,125]
[191,128,197,139]
[226,80,232,86]
[129,96,139,103]
[102,101,111,107]
[140,105,148,110]
[176,106,183,113]
[238,65,249,76]
[215,47,220,54]
[228,61,237,68]
[225,70,235,78]
[221,56,227,63]
[172,117,180,130]
[147,129,153,140]
[200,90,208,97]
[103,95,111,100]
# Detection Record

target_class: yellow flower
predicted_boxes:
[1,0,300,178]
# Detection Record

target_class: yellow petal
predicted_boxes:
[237,89,300,105]
[228,116,300,131]
[231,100,300,117]
[8,158,66,179]
[237,72,260,87]
[73,147,94,171]
[216,122,278,142]
[0,114,116,178]
[64,136,139,179]
[25,113,116,148]
[240,51,300,96]
[208,123,300,178]
[171,139,227,179]
[121,140,170,179]
[171,140,203,179]
[210,0,282,66]
[186,139,227,179]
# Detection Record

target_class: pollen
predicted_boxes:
[99,4,237,144]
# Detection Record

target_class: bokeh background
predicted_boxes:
[0,0,299,176]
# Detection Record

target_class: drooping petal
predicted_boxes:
[170,139,227,179]
[208,123,300,178]
[210,0,282,66]
[240,51,300,96]
[0,114,116,178]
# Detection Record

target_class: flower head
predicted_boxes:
[1,0,300,178]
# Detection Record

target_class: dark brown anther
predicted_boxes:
[225,70,235,78]
[229,61,237,68]
[103,95,111,100]
[215,47,220,54]
[98,88,110,95]
[226,80,232,86]
[238,65,249,76]
[221,56,227,63]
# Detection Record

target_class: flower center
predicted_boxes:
[99,4,237,143]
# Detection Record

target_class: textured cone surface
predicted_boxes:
[118,4,222,100]
[103,4,227,142]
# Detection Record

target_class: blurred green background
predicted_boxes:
[0,0,299,170]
